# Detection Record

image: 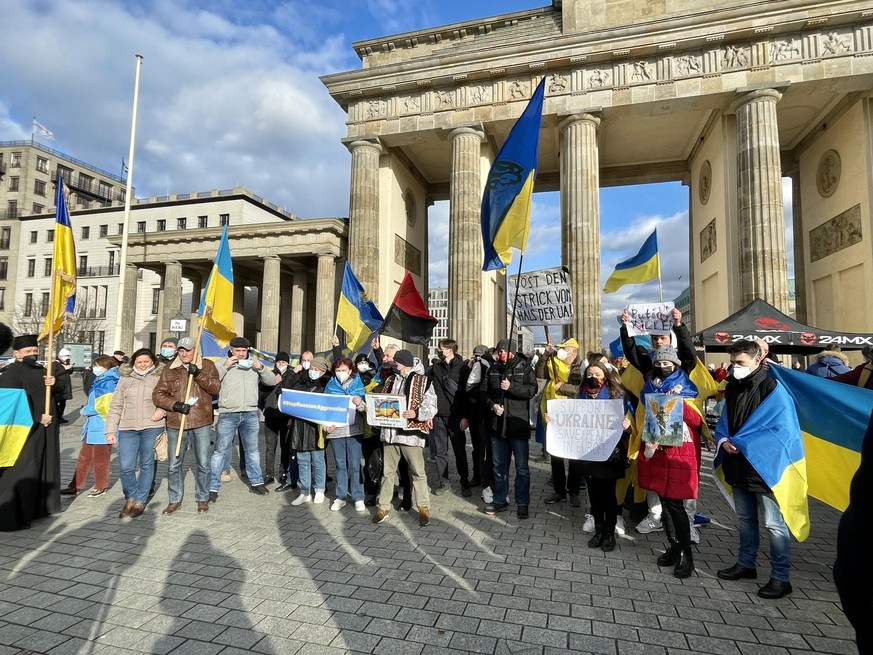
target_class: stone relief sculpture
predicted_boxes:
[770,39,800,61]
[722,45,749,69]
[435,90,455,109]
[822,32,851,55]
[700,218,717,263]
[675,55,701,76]
[631,61,652,82]
[402,96,420,114]
[404,189,417,227]
[509,80,529,100]
[699,160,712,205]
[365,100,386,119]
[817,150,841,198]
[810,204,862,262]
[548,74,568,93]
[589,68,610,87]
[470,85,490,104]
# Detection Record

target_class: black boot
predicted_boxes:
[674,547,694,579]
[600,532,616,552]
[588,531,604,548]
[657,543,681,566]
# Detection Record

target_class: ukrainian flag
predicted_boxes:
[198,225,235,347]
[603,229,660,294]
[713,382,810,541]
[769,365,871,512]
[0,389,34,468]
[336,261,383,353]
[481,77,546,271]
[39,178,77,339]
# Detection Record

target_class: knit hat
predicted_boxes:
[473,344,488,356]
[652,345,681,366]
[495,339,516,353]
[161,336,179,346]
[310,357,330,372]
[275,351,290,363]
[393,349,415,367]
[59,348,71,358]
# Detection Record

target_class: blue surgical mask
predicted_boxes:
[160,347,175,358]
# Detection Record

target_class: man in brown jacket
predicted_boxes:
[152,337,221,515]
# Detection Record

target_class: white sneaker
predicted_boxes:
[330,499,346,511]
[354,500,366,512]
[481,486,493,503]
[690,524,700,544]
[291,493,311,506]
[313,492,325,504]
[582,514,595,533]
[635,515,663,534]
[615,516,626,536]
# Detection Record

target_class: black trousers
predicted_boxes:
[263,408,290,478]
[661,496,691,548]
[551,455,583,496]
[431,416,470,485]
[468,411,490,486]
[587,476,619,531]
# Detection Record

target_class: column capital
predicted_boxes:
[448,126,485,142]
[729,88,782,114]
[558,112,601,133]
[262,254,281,261]
[343,137,383,155]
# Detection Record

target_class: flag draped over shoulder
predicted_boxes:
[603,229,660,294]
[481,77,546,271]
[198,225,235,347]
[40,179,77,339]
[337,262,383,352]
[0,389,34,468]
[713,381,810,541]
[769,365,871,511]
[379,271,438,346]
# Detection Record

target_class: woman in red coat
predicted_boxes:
[637,346,703,579]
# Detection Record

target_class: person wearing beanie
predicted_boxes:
[261,351,293,486]
[51,347,74,423]
[464,344,493,500]
[158,337,179,364]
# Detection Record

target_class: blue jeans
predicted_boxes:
[331,435,364,502]
[491,437,530,506]
[211,412,264,489]
[167,425,213,503]
[297,449,326,494]
[118,428,161,504]
[733,487,792,581]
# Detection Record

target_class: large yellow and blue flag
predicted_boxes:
[481,77,546,271]
[336,261,383,353]
[0,389,34,468]
[713,380,810,541]
[603,229,660,294]
[198,224,235,347]
[769,365,871,512]
[39,178,77,339]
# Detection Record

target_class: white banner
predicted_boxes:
[508,266,574,326]
[626,301,675,336]
[545,398,625,461]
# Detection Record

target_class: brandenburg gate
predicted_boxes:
[322,0,873,356]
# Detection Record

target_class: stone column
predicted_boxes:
[314,254,336,352]
[158,261,183,337]
[118,264,138,353]
[346,139,382,302]
[560,113,601,354]
[789,167,806,322]
[448,126,485,356]
[289,269,306,355]
[731,89,790,311]
[259,255,281,353]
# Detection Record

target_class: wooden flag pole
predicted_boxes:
[174,310,208,458]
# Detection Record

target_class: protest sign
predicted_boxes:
[626,301,675,336]
[365,393,408,429]
[279,389,355,427]
[508,266,574,326]
[545,399,625,461]
[642,393,685,446]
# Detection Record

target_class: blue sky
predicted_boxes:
[0,1,791,345]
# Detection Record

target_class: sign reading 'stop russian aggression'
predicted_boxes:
[508,266,574,326]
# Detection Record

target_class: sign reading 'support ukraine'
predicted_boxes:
[279,389,355,427]
[508,266,574,326]
[545,399,625,461]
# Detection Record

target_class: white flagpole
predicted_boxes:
[113,54,143,352]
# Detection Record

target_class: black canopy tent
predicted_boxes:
[692,298,873,354]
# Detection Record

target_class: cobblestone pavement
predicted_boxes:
[0,392,858,655]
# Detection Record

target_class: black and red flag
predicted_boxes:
[378,271,438,346]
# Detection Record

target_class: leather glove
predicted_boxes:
[172,401,191,415]
[185,363,200,377]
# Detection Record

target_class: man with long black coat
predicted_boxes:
[428,338,471,497]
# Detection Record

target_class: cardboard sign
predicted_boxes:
[626,302,675,336]
[508,266,574,326]
[365,393,408,429]
[279,389,355,427]
[642,393,685,447]
[545,399,625,461]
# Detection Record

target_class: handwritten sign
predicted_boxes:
[626,301,675,336]
[365,393,408,429]
[545,399,625,461]
[508,266,574,326]
[642,393,685,447]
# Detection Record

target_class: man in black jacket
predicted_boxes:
[428,338,471,497]
[479,339,537,519]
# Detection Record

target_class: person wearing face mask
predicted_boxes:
[157,337,178,365]
[284,356,332,504]
[353,353,376,387]
[63,355,121,498]
[535,338,585,507]
[0,333,60,531]
[104,349,166,518]
[261,352,293,487]
[323,358,367,511]
[51,348,74,423]
[715,339,800,600]
[464,344,492,500]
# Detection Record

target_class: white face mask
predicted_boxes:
[556,348,569,361]
[134,366,154,376]
[92,366,106,376]
[357,362,370,372]
[277,364,288,374]
[732,366,751,380]
[336,371,350,383]
[301,360,311,370]
[308,369,322,380]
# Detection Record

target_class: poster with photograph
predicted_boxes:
[642,393,685,447]
[366,393,408,429]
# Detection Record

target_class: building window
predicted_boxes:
[8,177,19,191]
[77,196,91,209]
[79,255,88,274]
[30,231,38,244]
[10,152,21,168]
[177,217,186,230]
[219,213,229,226]
[117,223,124,235]
[57,165,73,183]
[137,221,146,233]
[100,286,108,318]
[156,219,166,232]
[32,203,44,214]
[82,226,90,240]
[44,258,53,276]
[98,181,111,200]
[119,189,126,204]
[96,332,105,354]
[198,215,208,228]
[108,251,116,272]
[0,227,9,250]
[151,288,160,315]
[77,172,93,191]
[148,333,157,353]
[0,256,7,280]
[0,287,5,311]
[27,259,35,277]
[6,201,17,220]
[47,229,54,242]
[24,293,33,316]
[99,224,108,238]
[34,180,46,197]
[36,157,49,174]
[40,292,50,315]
